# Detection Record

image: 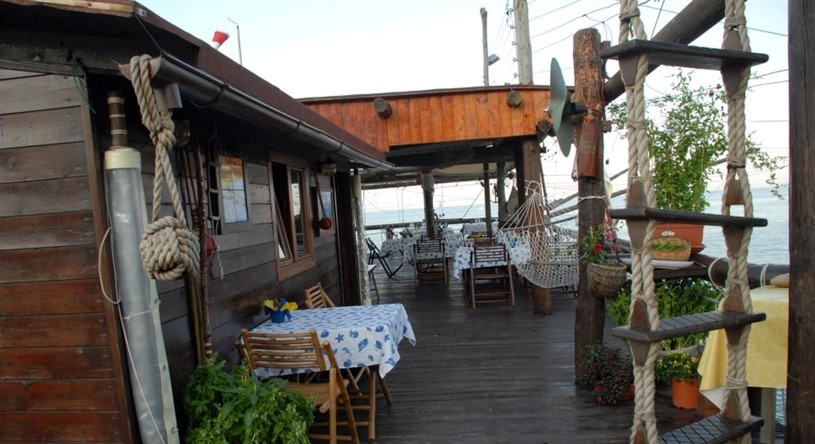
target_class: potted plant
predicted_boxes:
[184,357,314,443]
[580,224,627,298]
[576,342,635,405]
[656,350,701,409]
[607,70,783,252]
[262,298,298,323]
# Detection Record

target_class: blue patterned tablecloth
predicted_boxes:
[451,244,532,279]
[250,304,416,377]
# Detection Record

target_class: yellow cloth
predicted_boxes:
[698,285,789,392]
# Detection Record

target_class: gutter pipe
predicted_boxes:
[118,53,394,171]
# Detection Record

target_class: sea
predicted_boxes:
[364,187,790,266]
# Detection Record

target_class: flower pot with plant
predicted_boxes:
[263,298,298,323]
[581,223,627,299]
[656,350,701,409]
[607,71,784,253]
[576,342,635,405]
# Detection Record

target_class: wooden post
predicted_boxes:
[513,0,550,314]
[573,29,607,370]
[421,170,435,236]
[497,162,507,225]
[483,163,492,237]
[481,7,490,86]
[788,0,815,439]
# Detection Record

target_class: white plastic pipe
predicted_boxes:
[105,147,179,444]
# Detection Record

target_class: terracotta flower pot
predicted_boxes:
[656,222,705,254]
[671,378,700,409]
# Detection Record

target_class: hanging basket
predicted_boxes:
[587,262,628,298]
[652,235,691,261]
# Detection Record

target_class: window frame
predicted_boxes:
[269,152,315,279]
[211,154,251,235]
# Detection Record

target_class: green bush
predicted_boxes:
[184,357,314,444]
[576,342,634,405]
[607,278,722,350]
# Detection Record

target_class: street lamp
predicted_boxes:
[227,17,243,66]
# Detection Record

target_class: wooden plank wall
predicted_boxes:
[0,69,131,442]
[304,88,552,151]
[125,123,346,400]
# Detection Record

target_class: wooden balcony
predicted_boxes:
[363,260,784,443]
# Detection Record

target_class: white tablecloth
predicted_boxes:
[451,242,533,279]
[381,238,413,256]
[250,304,416,377]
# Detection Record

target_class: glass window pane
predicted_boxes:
[220,156,248,223]
[290,169,306,257]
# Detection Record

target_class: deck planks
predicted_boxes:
[367,256,702,444]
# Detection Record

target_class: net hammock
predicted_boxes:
[497,182,578,289]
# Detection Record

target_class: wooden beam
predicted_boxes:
[573,28,607,371]
[787,0,815,439]
[603,0,726,103]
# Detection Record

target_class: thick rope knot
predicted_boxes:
[130,53,200,280]
[726,375,748,390]
[140,216,200,280]
[620,7,640,22]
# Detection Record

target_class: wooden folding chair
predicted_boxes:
[240,329,360,444]
[303,282,336,309]
[469,243,516,308]
[413,237,448,287]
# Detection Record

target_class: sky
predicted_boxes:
[138,0,790,215]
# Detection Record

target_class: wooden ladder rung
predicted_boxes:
[609,207,767,228]
[611,311,766,343]
[658,414,763,444]
[599,40,768,71]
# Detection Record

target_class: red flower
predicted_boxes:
[592,244,603,254]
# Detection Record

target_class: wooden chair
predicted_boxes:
[413,237,448,287]
[468,243,516,308]
[240,329,360,444]
[303,282,336,309]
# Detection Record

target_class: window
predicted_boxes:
[207,154,250,235]
[220,156,249,224]
[271,154,314,277]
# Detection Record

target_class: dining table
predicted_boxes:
[250,303,416,441]
[698,284,788,444]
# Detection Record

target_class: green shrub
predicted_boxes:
[576,342,634,405]
[607,278,722,350]
[184,357,314,444]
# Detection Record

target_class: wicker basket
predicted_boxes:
[652,236,691,261]
[587,262,628,299]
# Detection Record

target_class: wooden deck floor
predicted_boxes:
[366,258,699,444]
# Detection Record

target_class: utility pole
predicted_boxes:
[227,17,243,66]
[512,0,551,314]
[481,7,490,86]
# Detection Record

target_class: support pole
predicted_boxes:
[514,0,550,314]
[497,162,507,226]
[573,28,608,372]
[483,163,492,237]
[421,170,435,236]
[788,0,815,439]
[352,172,372,305]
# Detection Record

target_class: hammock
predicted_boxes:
[497,183,579,289]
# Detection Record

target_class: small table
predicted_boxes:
[250,304,416,441]
[698,285,788,444]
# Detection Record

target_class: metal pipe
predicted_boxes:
[118,54,393,170]
[105,147,179,444]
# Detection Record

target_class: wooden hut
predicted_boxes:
[0,1,388,441]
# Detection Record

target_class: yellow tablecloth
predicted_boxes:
[698,285,789,395]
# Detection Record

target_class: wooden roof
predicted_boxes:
[301,85,554,171]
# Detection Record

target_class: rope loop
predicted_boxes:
[130,54,200,280]
[726,375,748,390]
[724,16,746,29]
[620,7,640,23]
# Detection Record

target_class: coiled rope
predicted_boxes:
[130,54,200,280]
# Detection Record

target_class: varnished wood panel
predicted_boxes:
[247,182,269,204]
[244,161,269,185]
[0,246,97,283]
[0,211,95,251]
[0,412,124,442]
[0,346,114,380]
[213,225,274,252]
[0,143,88,183]
[0,107,84,149]
[0,314,109,347]
[0,177,92,217]
[0,74,80,114]
[302,87,552,149]
[0,380,118,411]
[0,280,104,315]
